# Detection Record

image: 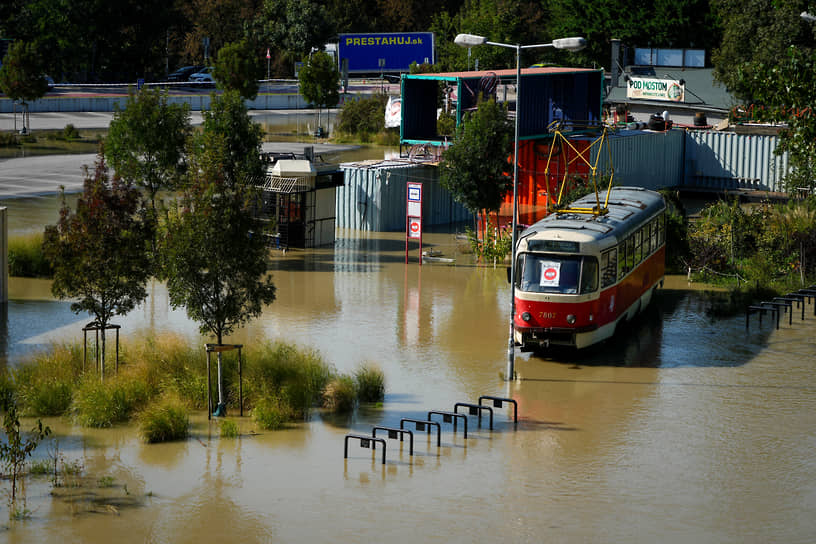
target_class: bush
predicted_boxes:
[138,394,189,443]
[8,232,53,278]
[244,341,334,419]
[72,376,150,427]
[13,343,83,416]
[251,395,291,430]
[322,375,356,413]
[219,419,239,438]
[335,95,389,141]
[354,363,384,403]
[63,124,80,140]
[0,131,19,147]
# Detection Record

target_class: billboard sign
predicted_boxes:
[339,33,434,73]
[626,77,685,102]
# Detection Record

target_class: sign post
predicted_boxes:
[406,182,423,265]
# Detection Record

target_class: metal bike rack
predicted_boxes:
[428,410,468,439]
[344,433,386,464]
[796,289,816,316]
[373,426,414,456]
[746,304,778,330]
[400,418,441,448]
[454,402,494,430]
[478,396,518,425]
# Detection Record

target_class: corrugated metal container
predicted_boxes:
[337,162,473,231]
[683,130,789,192]
[597,129,685,190]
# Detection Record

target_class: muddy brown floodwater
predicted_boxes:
[1,204,815,541]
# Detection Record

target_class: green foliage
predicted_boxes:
[440,98,514,214]
[43,153,152,378]
[214,38,262,100]
[62,123,79,140]
[8,232,52,278]
[0,131,20,147]
[244,341,333,418]
[465,220,512,262]
[354,363,385,403]
[0,401,51,503]
[335,94,389,141]
[137,394,190,443]
[322,375,356,414]
[72,376,151,427]
[194,90,265,188]
[105,87,192,209]
[219,419,239,438]
[251,395,291,430]
[298,51,340,110]
[28,458,52,476]
[659,190,690,274]
[12,343,83,416]
[437,110,455,136]
[261,0,333,62]
[0,40,49,102]
[0,370,14,412]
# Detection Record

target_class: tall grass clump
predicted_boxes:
[0,369,15,410]
[8,232,53,278]
[245,341,334,419]
[251,395,291,430]
[13,343,83,416]
[72,376,151,427]
[122,334,207,408]
[322,374,356,414]
[219,419,239,438]
[137,394,189,443]
[354,363,385,403]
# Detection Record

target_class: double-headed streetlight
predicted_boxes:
[454,33,586,381]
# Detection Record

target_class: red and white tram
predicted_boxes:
[512,186,666,350]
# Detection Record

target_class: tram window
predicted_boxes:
[634,230,642,263]
[580,257,599,294]
[658,213,666,245]
[601,249,617,287]
[651,218,659,250]
[643,223,652,255]
[518,253,583,294]
[626,236,635,270]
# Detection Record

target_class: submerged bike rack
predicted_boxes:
[373,426,414,456]
[344,395,520,464]
[478,396,518,425]
[344,434,386,464]
[746,286,816,331]
[400,418,441,448]
[428,410,468,439]
[454,402,494,430]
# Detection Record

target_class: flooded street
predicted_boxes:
[1,198,816,541]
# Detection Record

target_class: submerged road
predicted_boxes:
[0,110,358,199]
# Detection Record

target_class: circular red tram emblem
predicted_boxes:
[543,268,558,281]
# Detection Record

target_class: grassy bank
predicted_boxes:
[8,232,53,278]
[0,125,103,158]
[2,334,386,441]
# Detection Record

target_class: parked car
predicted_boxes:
[167,65,204,82]
[188,66,215,86]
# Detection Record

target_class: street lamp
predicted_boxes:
[454,33,586,381]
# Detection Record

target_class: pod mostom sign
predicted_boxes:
[626,77,685,102]
[338,32,434,73]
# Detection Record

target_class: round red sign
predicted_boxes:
[410,222,419,232]
[544,268,557,281]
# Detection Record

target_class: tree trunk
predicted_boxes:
[100,326,106,382]
[216,331,224,408]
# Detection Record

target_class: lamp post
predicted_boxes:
[454,33,586,381]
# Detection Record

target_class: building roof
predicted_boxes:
[405,66,599,81]
[605,67,735,114]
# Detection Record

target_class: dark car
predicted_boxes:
[167,65,204,82]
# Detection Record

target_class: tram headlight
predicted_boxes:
[566,314,576,324]
[521,312,531,322]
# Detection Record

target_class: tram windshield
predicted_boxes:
[517,253,599,294]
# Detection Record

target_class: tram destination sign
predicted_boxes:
[338,32,435,73]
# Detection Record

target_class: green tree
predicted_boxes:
[260,0,333,62]
[0,39,49,133]
[0,401,50,504]
[105,87,192,213]
[43,153,152,380]
[298,51,340,134]
[195,90,265,188]
[214,38,263,100]
[439,97,514,215]
[771,201,816,286]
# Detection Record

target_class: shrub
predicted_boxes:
[13,343,83,416]
[138,394,189,443]
[251,395,291,430]
[72,376,150,427]
[335,95,388,140]
[63,124,80,140]
[8,232,53,278]
[219,419,239,438]
[0,131,19,147]
[354,363,385,403]
[0,370,15,411]
[322,375,356,414]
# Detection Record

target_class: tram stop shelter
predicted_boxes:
[255,149,344,249]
